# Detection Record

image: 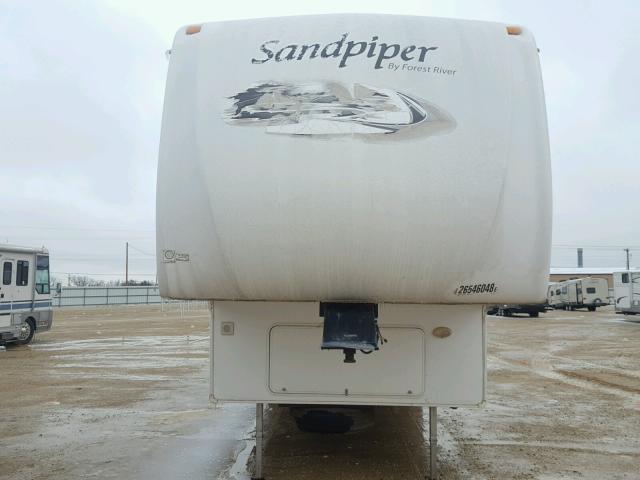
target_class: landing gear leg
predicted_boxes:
[253,403,264,480]
[429,406,438,479]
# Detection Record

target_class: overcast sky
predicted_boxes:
[1,0,639,282]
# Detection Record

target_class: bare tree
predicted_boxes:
[69,275,105,287]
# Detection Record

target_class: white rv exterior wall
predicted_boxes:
[157,14,551,304]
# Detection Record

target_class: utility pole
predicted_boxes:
[624,248,630,270]
[125,241,129,286]
[577,248,583,268]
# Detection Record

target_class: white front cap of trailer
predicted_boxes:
[157,14,551,303]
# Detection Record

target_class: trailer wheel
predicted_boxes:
[15,318,35,345]
[529,312,539,317]
[587,306,596,312]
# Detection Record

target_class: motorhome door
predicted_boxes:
[567,283,578,304]
[1,259,15,328]
[2,259,14,300]
[576,282,583,304]
[13,256,32,305]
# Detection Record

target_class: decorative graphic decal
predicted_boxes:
[223,82,455,138]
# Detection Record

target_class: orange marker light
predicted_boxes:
[506,25,522,35]
[186,24,202,35]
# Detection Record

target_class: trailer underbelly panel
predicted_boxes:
[211,301,485,406]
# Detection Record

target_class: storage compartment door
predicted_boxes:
[0,315,11,328]
[269,325,424,397]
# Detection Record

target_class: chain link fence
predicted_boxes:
[51,286,209,310]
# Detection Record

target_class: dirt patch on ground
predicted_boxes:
[258,307,640,480]
[0,305,215,480]
[555,368,640,394]
[1,305,639,479]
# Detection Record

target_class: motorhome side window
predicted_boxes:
[622,273,629,283]
[586,287,596,294]
[36,255,50,294]
[16,260,29,286]
[561,287,567,294]
[2,262,11,285]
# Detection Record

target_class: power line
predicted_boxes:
[3,235,153,240]
[52,255,154,260]
[552,244,640,250]
[127,244,156,257]
[0,224,154,233]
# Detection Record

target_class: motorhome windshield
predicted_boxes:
[36,255,50,294]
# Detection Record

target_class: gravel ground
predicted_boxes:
[0,305,638,479]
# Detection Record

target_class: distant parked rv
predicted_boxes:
[551,277,608,311]
[547,283,562,308]
[613,270,640,315]
[0,245,53,345]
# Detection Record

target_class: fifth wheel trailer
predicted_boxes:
[613,271,640,314]
[0,245,53,345]
[157,14,551,478]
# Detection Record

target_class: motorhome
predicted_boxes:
[553,277,608,311]
[613,270,640,315]
[0,245,53,345]
[157,14,551,477]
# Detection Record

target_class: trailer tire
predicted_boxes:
[529,312,539,317]
[15,318,35,345]
[587,306,596,312]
